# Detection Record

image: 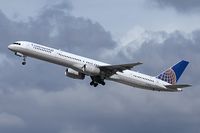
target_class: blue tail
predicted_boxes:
[157,60,189,84]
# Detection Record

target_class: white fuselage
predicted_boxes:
[8,41,173,91]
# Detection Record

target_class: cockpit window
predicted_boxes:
[13,42,21,45]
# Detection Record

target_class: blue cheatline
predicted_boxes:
[157,60,189,84]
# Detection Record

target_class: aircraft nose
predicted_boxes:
[8,44,15,51]
[8,44,13,50]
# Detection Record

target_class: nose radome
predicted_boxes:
[8,44,14,50]
[8,44,12,50]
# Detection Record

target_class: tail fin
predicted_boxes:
[156,60,189,84]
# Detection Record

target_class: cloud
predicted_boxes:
[27,1,115,58]
[1,84,200,133]
[0,113,25,127]
[0,0,115,91]
[104,26,168,61]
[0,1,115,57]
[150,0,200,13]
[107,27,200,83]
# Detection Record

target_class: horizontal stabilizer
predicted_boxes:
[165,84,192,89]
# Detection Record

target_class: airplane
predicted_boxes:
[8,41,191,92]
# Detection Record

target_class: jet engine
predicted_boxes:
[83,64,101,76]
[65,68,85,80]
[15,52,24,57]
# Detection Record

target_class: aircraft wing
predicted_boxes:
[165,84,192,89]
[99,62,142,76]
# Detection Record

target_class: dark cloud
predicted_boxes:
[28,2,115,58]
[0,1,200,133]
[0,1,115,57]
[105,29,200,133]
[150,0,200,13]
[0,1,115,91]
[1,85,200,133]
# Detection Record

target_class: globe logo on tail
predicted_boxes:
[157,69,176,84]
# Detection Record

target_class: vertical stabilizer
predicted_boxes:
[157,60,189,84]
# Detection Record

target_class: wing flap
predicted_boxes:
[100,62,142,71]
[99,62,142,77]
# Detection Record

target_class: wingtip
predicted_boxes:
[187,84,192,87]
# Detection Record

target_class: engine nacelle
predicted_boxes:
[83,64,100,76]
[15,52,24,57]
[65,68,85,80]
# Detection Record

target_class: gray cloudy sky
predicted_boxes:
[0,0,200,133]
